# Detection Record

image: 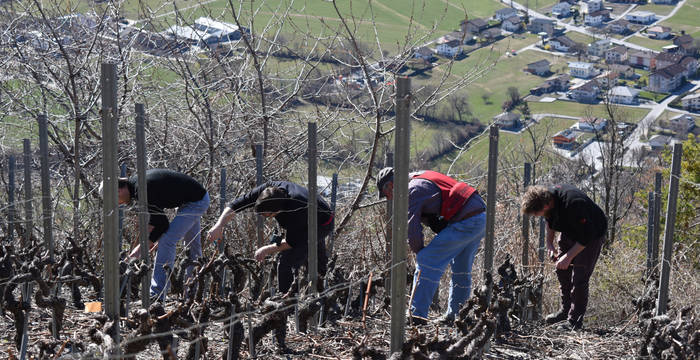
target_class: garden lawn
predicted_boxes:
[565,31,596,45]
[533,0,560,12]
[626,35,674,52]
[528,100,650,122]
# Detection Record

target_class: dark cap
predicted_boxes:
[376,167,394,199]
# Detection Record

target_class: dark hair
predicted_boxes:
[521,185,554,215]
[118,178,130,189]
[376,167,394,199]
[254,187,288,213]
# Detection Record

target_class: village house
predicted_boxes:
[648,63,686,92]
[585,10,609,27]
[461,18,488,35]
[674,34,698,57]
[679,56,698,76]
[192,17,248,43]
[589,39,612,57]
[502,16,523,32]
[647,25,673,39]
[413,46,434,61]
[440,31,470,44]
[577,116,608,132]
[493,112,521,128]
[626,11,656,24]
[648,134,673,150]
[608,0,646,3]
[570,79,601,102]
[681,91,700,111]
[608,86,641,104]
[610,64,636,78]
[607,19,634,35]
[655,52,685,69]
[436,39,463,57]
[666,114,696,134]
[552,128,579,149]
[605,45,629,64]
[653,0,676,4]
[494,7,518,21]
[569,61,598,78]
[550,35,577,52]
[552,2,571,17]
[596,71,621,88]
[481,28,503,42]
[526,59,551,75]
[530,74,570,95]
[529,18,556,36]
[629,50,656,69]
[582,0,603,13]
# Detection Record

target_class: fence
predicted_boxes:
[0,66,685,359]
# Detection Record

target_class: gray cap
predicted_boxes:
[376,167,394,199]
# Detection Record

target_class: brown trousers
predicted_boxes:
[556,233,605,326]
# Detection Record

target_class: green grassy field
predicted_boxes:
[108,0,507,52]
[447,116,576,165]
[659,0,700,36]
[528,100,650,122]
[533,0,560,12]
[411,39,561,122]
[626,35,674,52]
[565,31,595,45]
[634,3,676,16]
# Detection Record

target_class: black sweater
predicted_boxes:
[127,169,207,242]
[545,184,608,246]
[229,181,333,248]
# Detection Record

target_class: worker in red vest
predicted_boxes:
[376,167,486,325]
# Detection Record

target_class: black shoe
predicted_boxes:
[409,315,428,326]
[435,314,455,326]
[556,319,582,331]
[545,309,568,324]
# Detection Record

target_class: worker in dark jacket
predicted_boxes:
[521,184,607,330]
[117,169,210,301]
[207,181,333,293]
[376,167,486,325]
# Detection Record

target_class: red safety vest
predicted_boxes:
[411,170,477,221]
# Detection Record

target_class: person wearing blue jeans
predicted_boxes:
[376,167,486,324]
[118,169,210,301]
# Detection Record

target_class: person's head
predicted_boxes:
[254,186,287,217]
[117,178,131,204]
[376,167,394,201]
[521,185,554,217]
[99,178,132,205]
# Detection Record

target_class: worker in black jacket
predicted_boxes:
[521,184,607,330]
[207,181,333,293]
[116,169,210,301]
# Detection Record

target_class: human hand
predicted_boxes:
[556,255,572,270]
[207,225,223,245]
[129,245,141,260]
[254,245,272,262]
[547,242,557,261]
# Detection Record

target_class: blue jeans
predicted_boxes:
[411,212,486,318]
[150,192,210,300]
